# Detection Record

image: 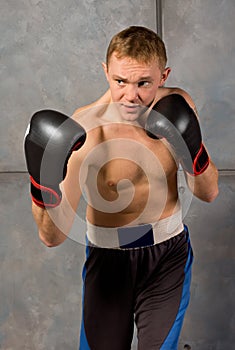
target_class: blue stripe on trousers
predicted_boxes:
[79,240,91,350]
[160,226,194,350]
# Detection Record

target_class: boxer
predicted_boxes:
[25,26,218,349]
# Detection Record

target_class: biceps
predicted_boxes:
[61,154,83,211]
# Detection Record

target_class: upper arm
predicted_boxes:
[61,149,84,213]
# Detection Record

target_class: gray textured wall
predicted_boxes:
[0,0,234,349]
[1,0,156,172]
[163,0,235,170]
[1,1,156,349]
[163,0,235,349]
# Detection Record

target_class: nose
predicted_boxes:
[125,84,139,103]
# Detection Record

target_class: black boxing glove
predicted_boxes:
[24,109,86,208]
[145,94,209,175]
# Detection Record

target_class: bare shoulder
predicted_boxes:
[72,90,111,121]
[70,91,112,155]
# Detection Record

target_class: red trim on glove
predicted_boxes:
[30,176,61,208]
[193,144,210,175]
[72,141,83,151]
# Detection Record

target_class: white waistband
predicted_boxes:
[86,210,184,249]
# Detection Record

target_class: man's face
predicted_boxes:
[103,53,170,121]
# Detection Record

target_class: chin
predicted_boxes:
[119,104,144,121]
[122,113,140,122]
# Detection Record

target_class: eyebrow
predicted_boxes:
[112,75,153,83]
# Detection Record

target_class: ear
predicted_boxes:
[102,62,109,81]
[159,67,171,87]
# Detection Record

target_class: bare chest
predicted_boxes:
[80,123,179,224]
[84,124,177,189]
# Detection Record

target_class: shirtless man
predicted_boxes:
[25,26,218,349]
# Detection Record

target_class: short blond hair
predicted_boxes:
[106,26,167,71]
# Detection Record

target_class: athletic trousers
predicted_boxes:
[79,225,193,350]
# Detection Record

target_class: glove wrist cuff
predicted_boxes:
[193,143,210,175]
[30,176,61,208]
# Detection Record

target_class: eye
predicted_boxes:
[138,81,150,87]
[116,79,125,86]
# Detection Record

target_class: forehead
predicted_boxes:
[108,54,161,78]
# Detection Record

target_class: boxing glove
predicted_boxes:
[145,94,209,175]
[24,109,86,208]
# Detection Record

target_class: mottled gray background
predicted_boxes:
[0,0,234,349]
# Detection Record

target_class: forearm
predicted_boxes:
[32,201,71,247]
[186,160,219,202]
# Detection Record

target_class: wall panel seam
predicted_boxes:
[156,0,163,38]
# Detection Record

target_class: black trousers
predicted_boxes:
[79,227,193,350]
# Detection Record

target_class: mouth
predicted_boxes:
[121,103,141,114]
[117,104,144,122]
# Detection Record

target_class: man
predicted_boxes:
[25,26,218,349]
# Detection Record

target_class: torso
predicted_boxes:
[72,87,182,227]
